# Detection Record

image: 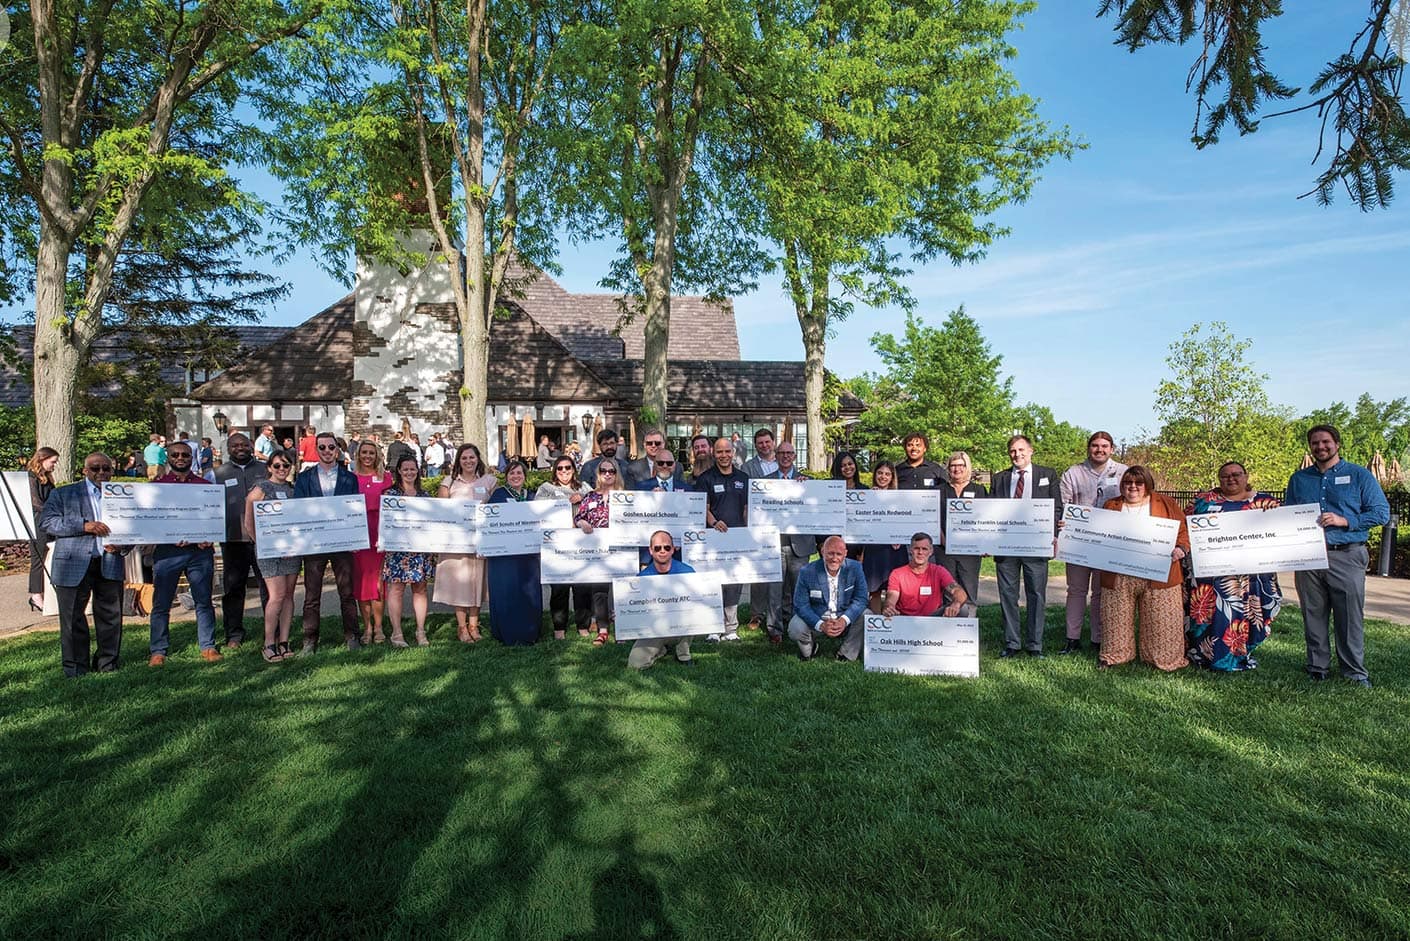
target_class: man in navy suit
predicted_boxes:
[293,432,362,653]
[39,452,131,677]
[760,443,817,644]
[788,536,868,662]
[989,434,1060,657]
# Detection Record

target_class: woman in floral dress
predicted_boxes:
[382,456,436,647]
[1184,461,1283,671]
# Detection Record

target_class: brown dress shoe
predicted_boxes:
[148,654,166,667]
[200,648,224,663]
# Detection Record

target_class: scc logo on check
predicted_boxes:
[1063,505,1092,522]
[1189,516,1221,530]
[682,530,710,544]
[947,499,975,511]
[383,497,412,509]
[844,491,866,504]
[103,484,137,497]
[254,501,285,514]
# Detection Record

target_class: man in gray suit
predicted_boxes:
[39,452,131,677]
[758,442,817,645]
[742,428,782,632]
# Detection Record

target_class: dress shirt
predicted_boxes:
[87,480,104,557]
[1285,459,1391,546]
[317,466,338,496]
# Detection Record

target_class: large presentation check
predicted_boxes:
[680,526,782,582]
[474,500,572,556]
[612,572,723,640]
[944,498,1055,557]
[747,479,846,534]
[101,482,226,545]
[863,614,980,677]
[1056,504,1180,581]
[540,530,640,584]
[378,495,478,553]
[844,489,942,544]
[1188,503,1328,578]
[253,495,369,559]
[607,490,706,547]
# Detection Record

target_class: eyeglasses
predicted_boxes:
[555,465,574,472]
[778,451,796,456]
[650,545,673,552]
[1122,481,1145,488]
[646,440,664,447]
[656,460,675,467]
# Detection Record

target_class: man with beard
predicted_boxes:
[215,432,269,650]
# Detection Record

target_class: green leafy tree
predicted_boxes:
[855,308,1016,470]
[0,0,321,481]
[738,0,1075,469]
[1300,393,1410,466]
[1012,403,1090,473]
[1098,1,1409,208]
[1152,321,1302,489]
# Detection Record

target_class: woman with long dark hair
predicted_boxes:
[433,443,499,643]
[26,447,60,611]
[382,455,435,646]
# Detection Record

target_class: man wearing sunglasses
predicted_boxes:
[293,432,363,653]
[626,531,698,670]
[627,429,682,487]
[40,453,132,676]
[146,442,222,666]
[214,432,269,651]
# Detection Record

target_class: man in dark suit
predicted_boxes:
[760,443,816,645]
[626,428,683,487]
[293,432,362,653]
[38,452,131,677]
[989,434,1060,657]
[214,432,268,650]
[788,536,869,662]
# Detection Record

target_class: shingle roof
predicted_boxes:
[583,359,864,415]
[502,259,740,362]
[191,296,354,400]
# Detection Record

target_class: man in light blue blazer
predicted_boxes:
[788,536,868,662]
[39,452,131,677]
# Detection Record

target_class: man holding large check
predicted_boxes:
[292,433,366,653]
[985,436,1060,658]
[621,531,715,669]
[145,442,225,665]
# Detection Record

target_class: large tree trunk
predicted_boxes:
[640,258,672,426]
[32,232,82,482]
[801,313,827,471]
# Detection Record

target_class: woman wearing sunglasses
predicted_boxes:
[572,457,624,646]
[242,456,300,662]
[535,457,593,640]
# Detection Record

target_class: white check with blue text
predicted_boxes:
[1188,503,1328,578]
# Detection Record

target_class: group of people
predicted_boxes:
[24,422,1391,689]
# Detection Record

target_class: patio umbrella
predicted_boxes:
[505,414,518,460]
[628,417,639,460]
[781,415,794,445]
[521,415,536,460]
[692,419,703,437]
[1370,450,1387,482]
[1300,451,1314,469]
[592,413,604,456]
[1390,457,1403,484]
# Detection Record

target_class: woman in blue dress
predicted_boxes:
[486,460,544,645]
[381,455,436,647]
[1184,461,1283,671]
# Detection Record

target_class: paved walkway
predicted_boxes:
[2,566,1406,641]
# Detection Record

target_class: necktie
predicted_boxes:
[1015,469,1025,499]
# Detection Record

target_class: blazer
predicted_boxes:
[634,475,687,493]
[293,463,360,499]
[39,480,128,586]
[627,457,685,488]
[988,464,1060,538]
[793,557,868,628]
[1099,494,1190,590]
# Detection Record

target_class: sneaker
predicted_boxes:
[721,631,740,642]
[200,648,224,663]
[148,654,166,667]
[224,641,242,652]
[301,642,318,656]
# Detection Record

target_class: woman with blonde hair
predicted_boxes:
[352,440,388,644]
[936,450,987,609]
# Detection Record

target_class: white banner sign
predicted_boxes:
[607,490,707,547]
[680,526,783,582]
[844,489,942,544]
[540,529,641,584]
[1056,503,1181,581]
[747,478,846,534]
[944,498,1055,557]
[253,495,369,559]
[100,481,226,545]
[378,495,478,554]
[0,471,36,542]
[474,500,572,556]
[1188,503,1329,578]
[612,571,724,640]
[863,613,980,677]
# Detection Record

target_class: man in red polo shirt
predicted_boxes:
[883,532,970,618]
[297,425,320,471]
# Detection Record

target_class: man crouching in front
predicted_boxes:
[788,536,868,662]
[627,530,699,670]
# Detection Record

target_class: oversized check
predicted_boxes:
[378,495,478,553]
[474,500,572,556]
[680,526,783,582]
[747,478,846,534]
[540,529,640,584]
[253,495,369,559]
[100,482,225,545]
[612,572,723,640]
[844,489,942,544]
[863,614,980,677]
[607,490,706,547]
[1056,504,1180,581]
[944,498,1055,557]
[1188,503,1328,578]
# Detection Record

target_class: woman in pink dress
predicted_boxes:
[434,443,499,643]
[353,441,387,644]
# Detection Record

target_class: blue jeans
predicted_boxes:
[149,547,217,654]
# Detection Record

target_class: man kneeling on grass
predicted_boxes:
[788,536,868,662]
[628,531,699,670]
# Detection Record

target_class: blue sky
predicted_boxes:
[13,4,1408,448]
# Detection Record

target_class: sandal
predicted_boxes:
[592,628,609,647]
[390,634,409,648]
[457,624,472,643]
[578,628,591,638]
[262,644,284,663]
[276,642,291,659]
[467,626,482,643]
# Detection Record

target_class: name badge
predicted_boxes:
[1334,476,1351,485]
[713,484,725,493]
[962,491,975,497]
[224,478,238,488]
[923,478,934,486]
[1039,478,1050,487]
[809,590,823,599]
[474,486,487,494]
[919,586,933,596]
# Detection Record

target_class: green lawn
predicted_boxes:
[1,604,1407,940]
